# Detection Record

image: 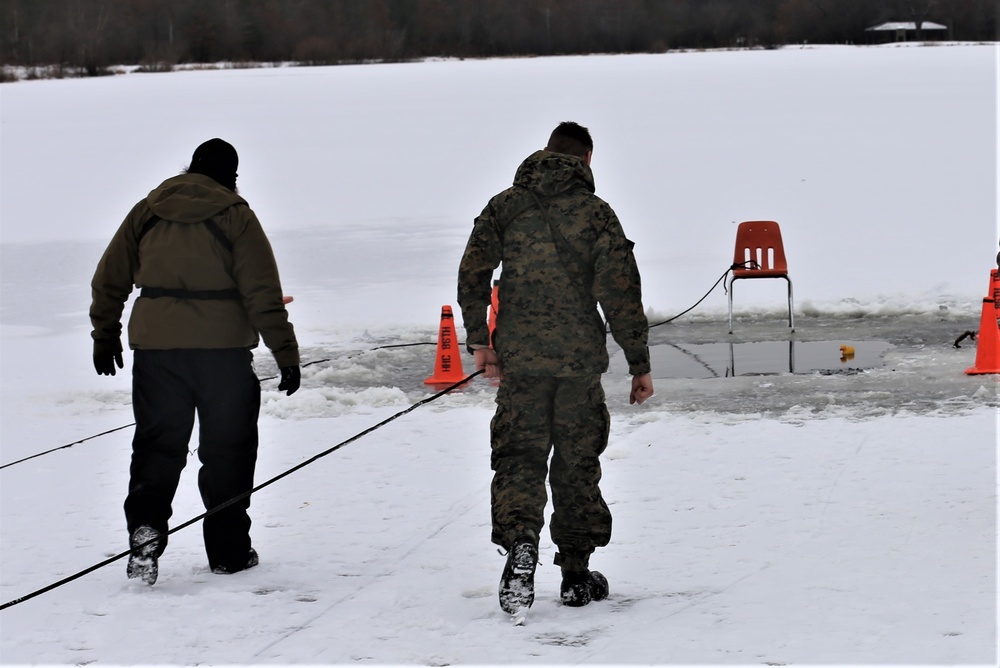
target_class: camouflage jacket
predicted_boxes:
[457,150,650,376]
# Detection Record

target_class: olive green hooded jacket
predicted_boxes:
[90,173,299,368]
[457,150,649,376]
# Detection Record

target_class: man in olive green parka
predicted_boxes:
[91,138,299,585]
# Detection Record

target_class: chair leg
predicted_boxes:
[727,278,735,334]
[786,277,795,332]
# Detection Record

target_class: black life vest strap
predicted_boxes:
[139,287,240,300]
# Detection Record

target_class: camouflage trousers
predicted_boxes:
[490,373,612,572]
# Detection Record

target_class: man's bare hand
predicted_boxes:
[629,373,653,405]
[474,348,503,380]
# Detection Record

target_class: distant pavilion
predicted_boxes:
[865,21,948,43]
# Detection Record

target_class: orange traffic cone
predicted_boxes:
[424,305,467,385]
[487,280,500,346]
[965,297,1000,375]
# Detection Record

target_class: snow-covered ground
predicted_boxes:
[1,43,997,664]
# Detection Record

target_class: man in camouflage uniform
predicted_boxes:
[457,122,653,615]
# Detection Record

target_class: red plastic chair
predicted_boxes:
[727,221,794,333]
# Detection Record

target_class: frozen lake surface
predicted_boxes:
[1,44,996,665]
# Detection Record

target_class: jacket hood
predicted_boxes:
[146,173,247,223]
[513,150,596,198]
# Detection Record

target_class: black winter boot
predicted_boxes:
[127,525,163,585]
[498,537,538,614]
[212,548,259,574]
[560,569,609,607]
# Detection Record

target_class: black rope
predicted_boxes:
[0,424,135,470]
[954,330,977,348]
[0,369,484,611]
[258,342,437,381]
[647,266,733,330]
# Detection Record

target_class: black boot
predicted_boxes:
[498,537,538,614]
[560,569,609,607]
[127,525,163,585]
[212,548,259,574]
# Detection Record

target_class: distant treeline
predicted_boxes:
[1,0,996,76]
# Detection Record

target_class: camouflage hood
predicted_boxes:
[512,150,596,198]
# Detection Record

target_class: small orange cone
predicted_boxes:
[487,280,500,346]
[424,305,466,385]
[965,297,1000,375]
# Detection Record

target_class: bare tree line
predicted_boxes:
[1,0,995,77]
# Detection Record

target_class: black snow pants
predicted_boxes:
[124,348,261,572]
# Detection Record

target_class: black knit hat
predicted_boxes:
[188,138,238,190]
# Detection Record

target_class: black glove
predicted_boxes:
[278,366,301,396]
[94,339,124,376]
